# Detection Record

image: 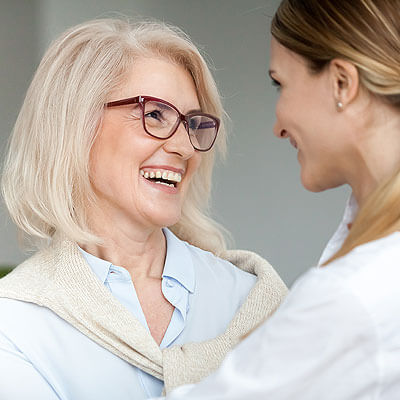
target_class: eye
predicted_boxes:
[145,110,163,121]
[271,78,281,91]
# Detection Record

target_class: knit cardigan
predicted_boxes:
[0,236,287,394]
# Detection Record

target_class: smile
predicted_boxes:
[140,169,182,188]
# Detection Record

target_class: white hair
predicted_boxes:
[1,18,230,254]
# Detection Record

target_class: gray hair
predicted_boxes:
[1,18,229,253]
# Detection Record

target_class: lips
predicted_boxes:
[139,168,183,190]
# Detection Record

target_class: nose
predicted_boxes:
[273,120,289,139]
[163,121,195,159]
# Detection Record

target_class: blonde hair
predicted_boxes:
[1,18,229,254]
[271,0,400,263]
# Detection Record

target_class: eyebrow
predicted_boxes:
[157,103,201,115]
[186,108,202,114]
[156,102,171,110]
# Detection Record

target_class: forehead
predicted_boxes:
[115,57,200,112]
[269,38,309,76]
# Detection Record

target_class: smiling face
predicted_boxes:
[269,38,354,192]
[89,57,202,231]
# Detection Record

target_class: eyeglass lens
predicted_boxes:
[143,100,217,151]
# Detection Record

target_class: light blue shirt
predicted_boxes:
[0,229,256,400]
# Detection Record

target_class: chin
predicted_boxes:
[146,211,181,230]
[300,170,327,193]
[301,170,344,193]
[302,182,325,193]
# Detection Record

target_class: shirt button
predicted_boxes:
[166,280,174,288]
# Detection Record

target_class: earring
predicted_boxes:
[336,101,343,111]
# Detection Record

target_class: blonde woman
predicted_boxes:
[0,19,287,399]
[157,0,400,399]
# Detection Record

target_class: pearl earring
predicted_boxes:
[336,101,343,111]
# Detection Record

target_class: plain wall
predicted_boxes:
[0,0,40,266]
[0,0,349,285]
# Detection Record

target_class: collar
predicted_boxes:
[78,247,112,284]
[318,193,359,265]
[77,228,195,294]
[162,228,195,294]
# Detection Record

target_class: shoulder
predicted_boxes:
[0,297,63,356]
[278,232,400,340]
[327,231,400,270]
[314,232,400,298]
[253,236,400,391]
[0,248,53,305]
[181,243,258,322]
[302,232,400,334]
[0,297,58,332]
[184,241,258,288]
[0,244,56,286]
[265,266,377,358]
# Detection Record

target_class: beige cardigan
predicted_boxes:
[0,236,287,393]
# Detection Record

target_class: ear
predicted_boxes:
[329,59,359,109]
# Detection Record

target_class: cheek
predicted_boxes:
[89,140,106,187]
[183,153,202,188]
[275,97,284,121]
[274,95,294,131]
[89,131,134,194]
[279,98,318,143]
[89,149,120,194]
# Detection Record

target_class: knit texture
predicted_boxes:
[162,249,288,392]
[0,237,287,393]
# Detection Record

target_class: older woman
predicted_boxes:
[0,19,286,400]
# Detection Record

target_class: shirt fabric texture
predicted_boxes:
[0,231,287,398]
[159,195,400,400]
[0,228,260,399]
[77,227,200,397]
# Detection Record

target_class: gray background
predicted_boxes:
[0,0,349,285]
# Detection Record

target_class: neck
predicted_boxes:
[80,207,167,281]
[346,102,400,207]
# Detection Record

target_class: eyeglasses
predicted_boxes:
[105,95,220,152]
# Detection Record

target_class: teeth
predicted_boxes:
[157,181,175,187]
[139,169,182,183]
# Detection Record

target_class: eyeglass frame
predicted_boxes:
[104,95,220,152]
